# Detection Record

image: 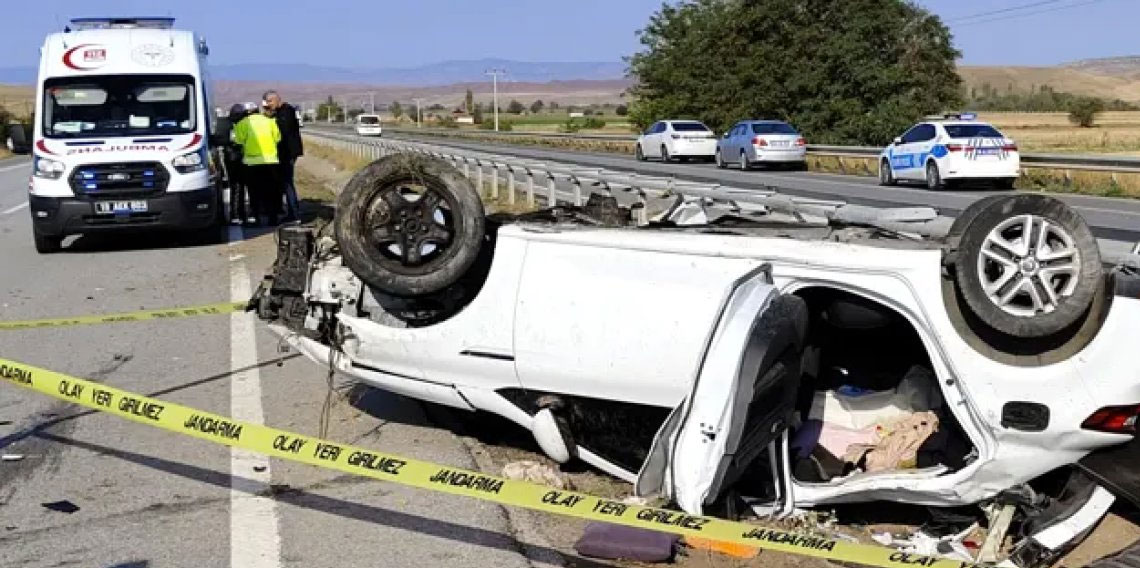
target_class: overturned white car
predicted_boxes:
[252,154,1140,567]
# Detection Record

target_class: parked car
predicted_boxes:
[636,120,717,163]
[879,113,1020,190]
[355,114,383,137]
[716,120,806,170]
[252,154,1140,568]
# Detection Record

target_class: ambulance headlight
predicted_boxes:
[172,148,207,174]
[33,156,65,180]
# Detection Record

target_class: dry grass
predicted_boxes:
[959,66,1140,103]
[0,84,34,118]
[981,111,1140,155]
[305,140,372,172]
[0,148,10,160]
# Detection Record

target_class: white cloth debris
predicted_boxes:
[809,366,941,430]
[501,460,566,490]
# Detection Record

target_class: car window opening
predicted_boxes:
[944,124,1003,138]
[785,288,976,486]
[751,123,797,135]
[672,122,711,132]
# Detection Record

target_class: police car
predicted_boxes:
[879,113,1020,190]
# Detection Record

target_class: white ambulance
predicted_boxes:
[26,17,222,253]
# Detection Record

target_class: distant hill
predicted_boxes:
[1064,56,1140,80]
[0,59,626,86]
[960,56,1140,103]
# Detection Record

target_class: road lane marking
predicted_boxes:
[1,203,27,216]
[0,163,28,174]
[228,224,283,568]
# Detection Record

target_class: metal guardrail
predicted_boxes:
[310,123,1140,174]
[303,129,955,238]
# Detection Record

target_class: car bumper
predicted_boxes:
[356,128,382,136]
[941,155,1020,179]
[751,147,807,162]
[669,140,716,157]
[29,189,218,237]
[1078,437,1140,508]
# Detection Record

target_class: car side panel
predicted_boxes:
[513,238,761,408]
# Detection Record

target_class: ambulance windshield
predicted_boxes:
[42,74,197,138]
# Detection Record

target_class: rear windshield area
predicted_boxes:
[359,116,380,125]
[752,122,797,135]
[671,122,711,132]
[944,124,1003,138]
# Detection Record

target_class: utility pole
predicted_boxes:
[369,92,375,115]
[413,98,424,128]
[484,68,506,131]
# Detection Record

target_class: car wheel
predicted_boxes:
[947,194,1102,339]
[879,159,896,186]
[925,161,944,190]
[715,149,726,169]
[635,144,645,162]
[33,230,62,254]
[661,145,671,163]
[335,154,485,297]
[739,151,750,171]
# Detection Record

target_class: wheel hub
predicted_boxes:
[1018,257,1039,276]
[976,214,1080,317]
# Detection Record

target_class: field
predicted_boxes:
[980,111,1140,155]
[0,84,34,117]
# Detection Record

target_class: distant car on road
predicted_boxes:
[716,120,806,170]
[355,114,383,137]
[879,113,1020,190]
[635,120,716,163]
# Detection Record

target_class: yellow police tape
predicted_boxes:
[0,357,979,568]
[0,301,245,330]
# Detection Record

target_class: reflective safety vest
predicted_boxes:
[232,113,281,165]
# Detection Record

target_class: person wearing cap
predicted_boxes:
[263,90,303,222]
[232,101,283,226]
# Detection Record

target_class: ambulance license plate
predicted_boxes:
[95,200,148,214]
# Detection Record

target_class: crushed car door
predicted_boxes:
[636,265,808,515]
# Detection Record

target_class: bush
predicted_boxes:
[1068,97,1105,128]
[436,116,458,129]
[558,117,605,133]
[479,119,513,131]
[615,104,628,116]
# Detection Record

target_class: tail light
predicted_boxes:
[795,137,806,146]
[1082,404,1140,434]
[752,136,767,147]
[1002,143,1018,151]
[945,144,964,152]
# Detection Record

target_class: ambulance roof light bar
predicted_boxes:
[67,18,176,31]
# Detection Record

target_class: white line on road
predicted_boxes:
[228,225,283,568]
[1,202,27,216]
[0,163,28,174]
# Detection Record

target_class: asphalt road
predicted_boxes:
[0,158,567,568]
[342,127,1140,245]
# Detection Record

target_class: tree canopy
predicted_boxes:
[627,0,963,145]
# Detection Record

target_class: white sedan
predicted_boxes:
[354,114,383,137]
[635,120,717,162]
[879,114,1020,190]
[252,154,1140,567]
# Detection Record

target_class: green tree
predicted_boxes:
[530,99,545,114]
[549,101,560,111]
[627,0,961,145]
[1068,97,1105,128]
[507,99,525,114]
[615,104,628,116]
[473,102,484,124]
[390,101,403,120]
[317,96,343,121]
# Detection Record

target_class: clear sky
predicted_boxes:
[0,0,1135,68]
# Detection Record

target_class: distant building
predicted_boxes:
[452,107,475,124]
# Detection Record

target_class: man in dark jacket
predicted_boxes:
[215,103,254,224]
[263,91,303,221]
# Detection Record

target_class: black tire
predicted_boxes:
[635,144,645,162]
[949,194,1102,339]
[879,159,896,186]
[995,178,1016,190]
[925,161,944,190]
[661,145,671,163]
[33,230,62,254]
[715,149,726,169]
[335,154,485,297]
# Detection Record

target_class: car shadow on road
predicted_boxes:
[33,431,621,568]
[63,229,227,253]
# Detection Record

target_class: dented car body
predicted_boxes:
[252,154,1140,566]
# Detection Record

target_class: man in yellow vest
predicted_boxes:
[232,102,283,226]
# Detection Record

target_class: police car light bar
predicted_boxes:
[925,112,978,121]
[68,18,176,31]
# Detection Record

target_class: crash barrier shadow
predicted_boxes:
[32,430,620,568]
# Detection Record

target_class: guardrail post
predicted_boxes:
[491,165,500,200]
[477,162,485,196]
[507,166,517,206]
[571,176,583,206]
[547,173,557,206]
[463,160,470,180]
[526,169,536,207]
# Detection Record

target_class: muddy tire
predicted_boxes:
[335,154,485,297]
[946,194,1101,339]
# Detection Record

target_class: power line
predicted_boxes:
[954,0,1110,27]
[945,0,1065,23]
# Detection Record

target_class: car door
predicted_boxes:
[891,124,935,180]
[635,266,808,515]
[723,124,742,158]
[640,122,658,156]
[647,122,666,157]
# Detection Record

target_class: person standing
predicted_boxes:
[232,101,283,226]
[263,90,303,222]
[216,103,253,224]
